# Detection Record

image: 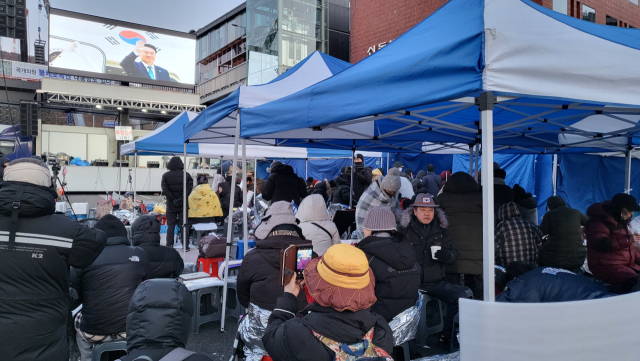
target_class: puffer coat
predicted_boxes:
[539,196,588,271]
[296,194,341,256]
[161,157,194,212]
[131,215,184,279]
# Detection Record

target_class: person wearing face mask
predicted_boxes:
[586,193,640,292]
[352,154,373,204]
[355,167,402,239]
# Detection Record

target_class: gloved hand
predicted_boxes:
[172,199,183,207]
[435,249,454,263]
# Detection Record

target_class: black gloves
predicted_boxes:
[435,249,454,263]
[172,199,183,207]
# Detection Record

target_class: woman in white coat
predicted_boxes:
[296,194,341,255]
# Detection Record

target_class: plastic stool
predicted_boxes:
[191,286,222,334]
[392,341,410,361]
[197,257,224,277]
[416,292,445,347]
[91,340,127,361]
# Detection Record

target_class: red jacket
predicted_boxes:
[585,203,640,288]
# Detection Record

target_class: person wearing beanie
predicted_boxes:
[436,172,484,300]
[161,156,194,248]
[297,194,341,256]
[402,168,413,180]
[492,162,514,215]
[262,244,394,361]
[355,167,402,239]
[357,206,420,323]
[118,279,213,361]
[421,164,442,196]
[236,201,309,360]
[131,215,183,279]
[71,215,148,361]
[261,160,307,205]
[352,153,373,206]
[0,158,107,361]
[512,184,538,225]
[399,193,469,350]
[188,174,223,220]
[585,193,640,292]
[538,196,589,271]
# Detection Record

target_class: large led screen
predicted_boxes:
[48,9,196,86]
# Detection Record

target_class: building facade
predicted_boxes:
[350,0,640,63]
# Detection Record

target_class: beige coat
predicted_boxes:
[296,195,341,255]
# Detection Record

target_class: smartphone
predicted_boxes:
[296,245,314,279]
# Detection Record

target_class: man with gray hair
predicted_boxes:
[355,167,402,238]
[0,158,106,361]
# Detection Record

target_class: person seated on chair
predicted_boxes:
[236,202,310,360]
[399,193,470,351]
[217,180,242,219]
[356,206,420,323]
[118,279,213,361]
[131,215,183,279]
[262,244,394,361]
[296,194,341,256]
[188,174,223,220]
[71,215,148,361]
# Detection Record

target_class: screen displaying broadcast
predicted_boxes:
[48,9,196,86]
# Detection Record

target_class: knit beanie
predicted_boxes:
[362,206,397,232]
[4,158,52,187]
[94,214,128,239]
[393,161,403,168]
[380,169,401,193]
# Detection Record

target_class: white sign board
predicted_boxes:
[115,126,133,141]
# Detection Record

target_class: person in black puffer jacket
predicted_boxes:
[131,215,183,279]
[118,279,213,361]
[261,161,307,205]
[539,196,589,271]
[311,179,331,203]
[352,154,373,204]
[217,181,242,218]
[71,215,148,361]
[332,169,352,206]
[161,157,193,247]
[436,172,484,299]
[400,193,470,349]
[357,206,420,322]
[0,158,106,361]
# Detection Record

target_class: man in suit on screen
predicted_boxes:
[120,41,172,81]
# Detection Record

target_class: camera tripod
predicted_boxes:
[51,165,77,219]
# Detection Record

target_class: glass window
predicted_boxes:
[582,4,595,23]
[220,23,227,49]
[0,140,15,156]
[606,15,617,26]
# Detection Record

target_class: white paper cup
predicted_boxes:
[431,245,441,259]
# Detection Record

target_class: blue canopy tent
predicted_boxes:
[185,0,640,309]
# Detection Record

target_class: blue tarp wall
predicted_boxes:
[557,154,640,215]
[256,157,385,181]
[391,154,454,176]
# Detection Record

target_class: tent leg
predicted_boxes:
[474,143,480,182]
[118,153,122,197]
[479,93,495,302]
[183,144,188,253]
[468,145,474,175]
[552,154,558,196]
[254,158,257,200]
[134,151,137,206]
[350,145,355,208]
[221,111,241,332]
[625,150,632,194]
[305,159,308,180]
[387,152,389,171]
[242,139,248,256]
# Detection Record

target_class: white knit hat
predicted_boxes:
[4,158,52,187]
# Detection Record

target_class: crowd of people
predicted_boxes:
[2,154,640,361]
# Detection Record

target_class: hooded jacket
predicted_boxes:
[422,171,442,197]
[237,234,309,311]
[332,174,352,206]
[188,184,223,218]
[436,172,483,275]
[311,180,330,203]
[261,163,307,205]
[297,195,341,256]
[161,157,194,212]
[119,280,213,361]
[539,197,589,271]
[400,208,458,288]
[352,162,373,204]
[0,181,106,361]
[131,215,183,279]
[356,235,420,322]
[415,170,426,181]
[262,293,393,361]
[71,227,148,336]
[585,202,640,288]
[496,267,610,303]
[217,182,242,217]
[495,202,543,268]
[513,184,538,225]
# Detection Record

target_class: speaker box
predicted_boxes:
[147,161,160,168]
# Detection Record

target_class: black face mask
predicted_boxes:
[620,216,632,225]
[355,162,364,169]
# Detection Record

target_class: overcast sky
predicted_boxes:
[25,0,244,57]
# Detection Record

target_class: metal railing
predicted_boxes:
[197,62,247,104]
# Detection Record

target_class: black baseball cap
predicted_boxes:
[611,193,640,212]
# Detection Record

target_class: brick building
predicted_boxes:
[351,0,640,63]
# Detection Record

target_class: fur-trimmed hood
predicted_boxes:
[400,207,448,228]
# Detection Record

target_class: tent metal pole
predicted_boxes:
[242,139,249,256]
[134,151,137,205]
[118,153,122,197]
[350,144,355,208]
[474,143,480,182]
[552,154,558,196]
[221,110,241,332]
[468,145,474,175]
[479,93,496,302]
[305,159,308,180]
[387,152,389,171]
[625,150,632,194]
[254,158,257,201]
[182,144,188,253]
[380,156,383,170]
